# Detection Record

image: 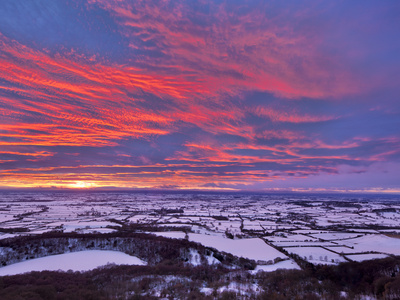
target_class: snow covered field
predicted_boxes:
[285,247,347,265]
[0,191,399,270]
[346,253,388,262]
[0,250,146,276]
[342,234,400,255]
[152,231,288,263]
[188,234,287,262]
[250,260,301,273]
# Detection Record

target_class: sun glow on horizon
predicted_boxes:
[69,181,96,189]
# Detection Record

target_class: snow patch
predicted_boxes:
[0,250,146,276]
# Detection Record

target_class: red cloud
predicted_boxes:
[0,34,198,147]
[90,0,359,99]
[0,1,396,190]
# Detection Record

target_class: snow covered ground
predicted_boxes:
[340,234,400,255]
[0,191,399,269]
[151,231,287,262]
[0,250,146,276]
[188,234,287,262]
[309,232,362,240]
[346,253,388,262]
[250,260,301,273]
[284,247,347,265]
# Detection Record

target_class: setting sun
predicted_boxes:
[69,181,95,189]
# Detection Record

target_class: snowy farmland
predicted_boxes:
[284,247,347,265]
[0,250,146,276]
[0,191,399,274]
[154,232,289,263]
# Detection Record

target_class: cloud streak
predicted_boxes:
[0,0,399,192]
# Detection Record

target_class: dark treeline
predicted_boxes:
[0,257,400,299]
[1,232,400,299]
[0,264,232,300]
[257,256,400,299]
[0,231,256,270]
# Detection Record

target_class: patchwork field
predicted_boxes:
[0,191,399,276]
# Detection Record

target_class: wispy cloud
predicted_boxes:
[0,0,399,191]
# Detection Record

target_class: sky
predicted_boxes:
[0,0,399,193]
